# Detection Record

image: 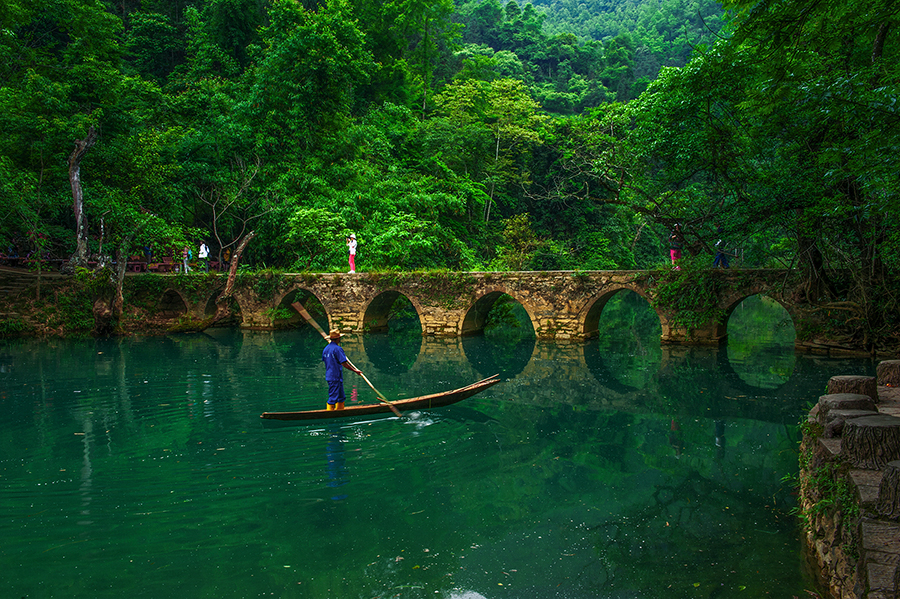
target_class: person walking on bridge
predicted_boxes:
[181,246,192,273]
[669,224,684,269]
[199,241,209,272]
[713,225,730,269]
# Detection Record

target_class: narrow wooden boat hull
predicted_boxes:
[260,375,501,421]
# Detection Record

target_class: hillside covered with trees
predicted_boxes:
[1,0,898,345]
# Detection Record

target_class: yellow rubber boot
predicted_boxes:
[326,403,335,411]
[335,402,345,410]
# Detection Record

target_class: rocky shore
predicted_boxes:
[801,362,900,599]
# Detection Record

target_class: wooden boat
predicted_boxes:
[260,374,501,421]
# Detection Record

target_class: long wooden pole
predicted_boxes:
[291,302,402,417]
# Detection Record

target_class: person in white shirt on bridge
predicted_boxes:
[347,234,357,274]
[199,241,209,272]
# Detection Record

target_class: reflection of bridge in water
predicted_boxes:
[7,324,867,430]
[280,333,874,426]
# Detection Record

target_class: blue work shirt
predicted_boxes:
[322,342,348,382]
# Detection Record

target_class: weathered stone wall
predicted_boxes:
[3,266,866,351]
[217,269,807,344]
[800,364,900,599]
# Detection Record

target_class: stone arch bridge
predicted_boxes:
[139,269,813,346]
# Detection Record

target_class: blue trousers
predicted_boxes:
[327,380,346,405]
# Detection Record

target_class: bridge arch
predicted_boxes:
[460,288,538,337]
[200,291,243,326]
[158,288,189,319]
[361,289,424,375]
[579,285,661,340]
[271,287,329,330]
[362,290,425,334]
[719,291,798,343]
[201,292,220,317]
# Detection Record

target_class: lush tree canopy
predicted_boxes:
[2,0,899,347]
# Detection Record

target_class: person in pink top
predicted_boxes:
[669,224,684,270]
[182,246,192,273]
[347,234,357,273]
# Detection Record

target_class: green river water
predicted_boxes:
[0,294,876,598]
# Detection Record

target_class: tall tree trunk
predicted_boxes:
[421,15,429,113]
[198,231,257,331]
[221,231,255,299]
[795,210,835,303]
[872,23,889,64]
[484,133,502,223]
[69,126,99,267]
[113,242,132,323]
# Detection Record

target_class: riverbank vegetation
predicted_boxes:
[1,0,898,347]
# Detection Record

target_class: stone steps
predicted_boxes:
[804,368,900,599]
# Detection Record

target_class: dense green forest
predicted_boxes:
[1,0,898,344]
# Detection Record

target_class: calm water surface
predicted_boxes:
[0,300,876,598]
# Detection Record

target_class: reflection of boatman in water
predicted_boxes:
[667,419,726,459]
[326,428,349,501]
[668,418,683,458]
[715,419,726,460]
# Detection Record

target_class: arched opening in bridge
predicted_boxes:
[362,291,422,335]
[157,290,188,320]
[725,294,796,389]
[584,289,662,390]
[203,294,242,327]
[276,289,329,339]
[362,292,422,376]
[461,292,535,378]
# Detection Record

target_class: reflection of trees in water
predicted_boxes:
[363,295,422,375]
[469,400,809,595]
[592,290,662,390]
[272,327,327,366]
[653,349,772,420]
[364,333,422,375]
[728,344,796,390]
[650,349,811,424]
[582,344,829,424]
[462,335,534,379]
[727,295,796,389]
[587,470,803,597]
[584,342,642,394]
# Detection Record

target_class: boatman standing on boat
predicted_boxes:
[322,330,362,410]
